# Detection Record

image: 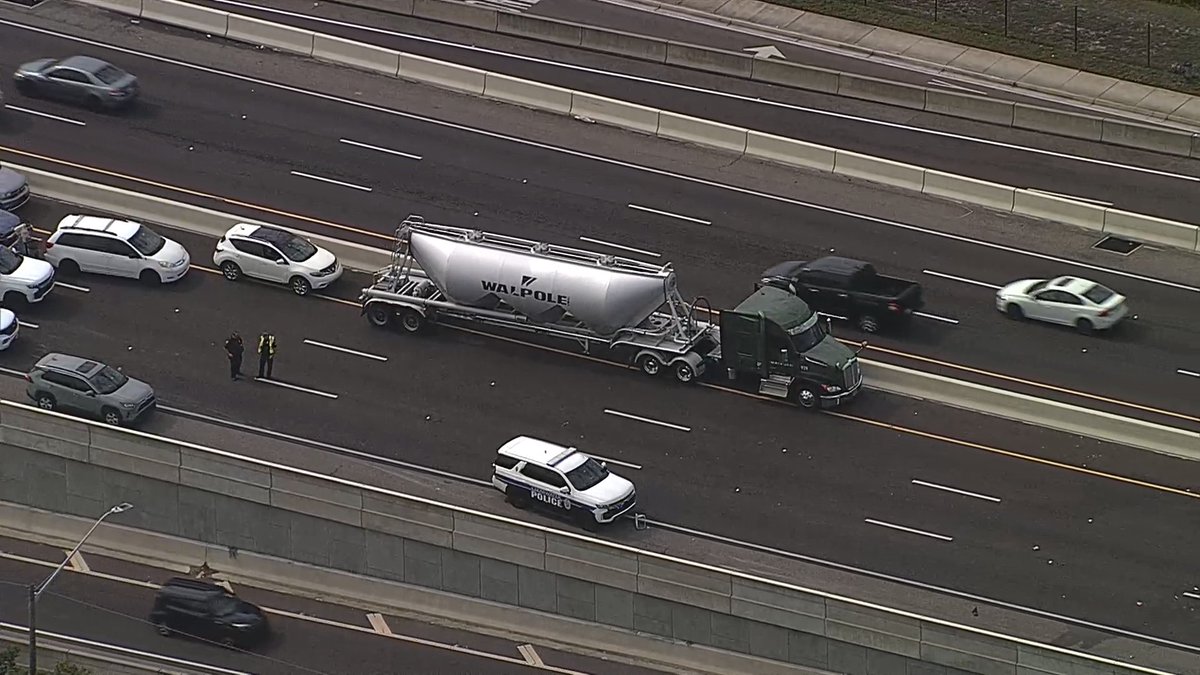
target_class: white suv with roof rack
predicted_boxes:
[491,436,636,531]
[212,223,341,296]
[45,215,190,284]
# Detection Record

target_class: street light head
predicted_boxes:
[110,502,133,514]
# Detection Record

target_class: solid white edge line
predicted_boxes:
[578,236,661,258]
[253,376,339,399]
[913,311,960,325]
[303,338,388,361]
[289,170,373,192]
[5,18,1199,296]
[205,0,1200,186]
[1026,188,1114,207]
[922,270,1002,290]
[1177,369,1200,378]
[911,479,1001,503]
[865,518,954,542]
[518,644,545,667]
[628,203,712,226]
[54,281,91,293]
[339,138,422,160]
[603,408,691,432]
[3,104,87,126]
[1184,592,1200,599]
[586,453,642,470]
[18,321,39,329]
[366,612,393,635]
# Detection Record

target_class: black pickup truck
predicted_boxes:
[757,256,924,333]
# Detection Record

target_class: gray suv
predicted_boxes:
[26,353,156,426]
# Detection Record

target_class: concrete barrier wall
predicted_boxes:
[0,401,1169,675]
[75,0,1200,255]
[863,361,1200,461]
[292,0,1198,157]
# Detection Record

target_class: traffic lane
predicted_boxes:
[175,0,1200,224]
[0,540,659,675]
[6,226,1200,637]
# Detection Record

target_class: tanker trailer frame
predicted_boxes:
[360,216,720,383]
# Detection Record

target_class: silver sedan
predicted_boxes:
[996,276,1128,335]
[13,55,139,110]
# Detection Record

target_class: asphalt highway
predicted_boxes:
[2,201,1199,644]
[168,0,1200,225]
[0,535,664,675]
[0,17,1197,430]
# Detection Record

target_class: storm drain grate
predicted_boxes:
[1093,235,1143,255]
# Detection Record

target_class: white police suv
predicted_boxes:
[492,436,636,531]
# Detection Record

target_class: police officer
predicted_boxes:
[257,332,277,379]
[224,332,244,380]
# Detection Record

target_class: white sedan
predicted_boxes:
[996,276,1128,334]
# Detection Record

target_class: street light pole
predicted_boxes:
[28,502,132,674]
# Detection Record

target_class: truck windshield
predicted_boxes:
[565,457,609,491]
[789,321,827,352]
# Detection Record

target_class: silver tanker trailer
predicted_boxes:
[359,215,862,409]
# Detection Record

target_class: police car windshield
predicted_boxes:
[565,457,609,491]
[0,247,22,275]
[790,321,826,352]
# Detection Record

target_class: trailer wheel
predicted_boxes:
[636,354,662,377]
[366,305,391,328]
[400,309,426,334]
[672,360,696,384]
[795,386,819,410]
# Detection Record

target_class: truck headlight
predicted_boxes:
[822,384,843,394]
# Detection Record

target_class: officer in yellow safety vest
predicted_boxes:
[257,332,277,379]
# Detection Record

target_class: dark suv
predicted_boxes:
[149,578,269,648]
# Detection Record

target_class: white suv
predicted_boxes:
[46,216,190,284]
[491,436,636,531]
[0,244,55,305]
[213,224,342,296]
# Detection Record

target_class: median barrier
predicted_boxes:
[862,360,1200,460]
[1099,119,1196,157]
[1193,133,1200,159]
[87,0,143,14]
[664,43,754,78]
[362,491,454,546]
[749,60,840,95]
[1102,209,1200,250]
[655,111,749,154]
[0,402,89,461]
[833,151,926,192]
[1012,103,1104,142]
[1012,189,1107,231]
[87,424,182,483]
[226,14,315,55]
[921,170,1016,211]
[411,0,498,31]
[569,92,662,135]
[398,53,487,95]
[923,89,1015,126]
[496,12,583,47]
[483,72,574,114]
[312,34,401,76]
[836,73,926,111]
[744,131,837,172]
[0,401,1180,675]
[179,446,271,504]
[579,27,667,63]
[140,0,228,35]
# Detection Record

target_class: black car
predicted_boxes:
[149,577,269,648]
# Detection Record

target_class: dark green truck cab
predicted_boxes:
[715,286,863,409]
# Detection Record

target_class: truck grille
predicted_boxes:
[843,359,862,389]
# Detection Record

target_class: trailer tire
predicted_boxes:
[366,305,391,328]
[795,385,820,411]
[636,353,662,377]
[672,360,696,384]
[400,309,426,334]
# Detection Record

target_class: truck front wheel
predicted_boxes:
[794,385,819,410]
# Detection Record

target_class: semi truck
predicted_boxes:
[360,216,863,409]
